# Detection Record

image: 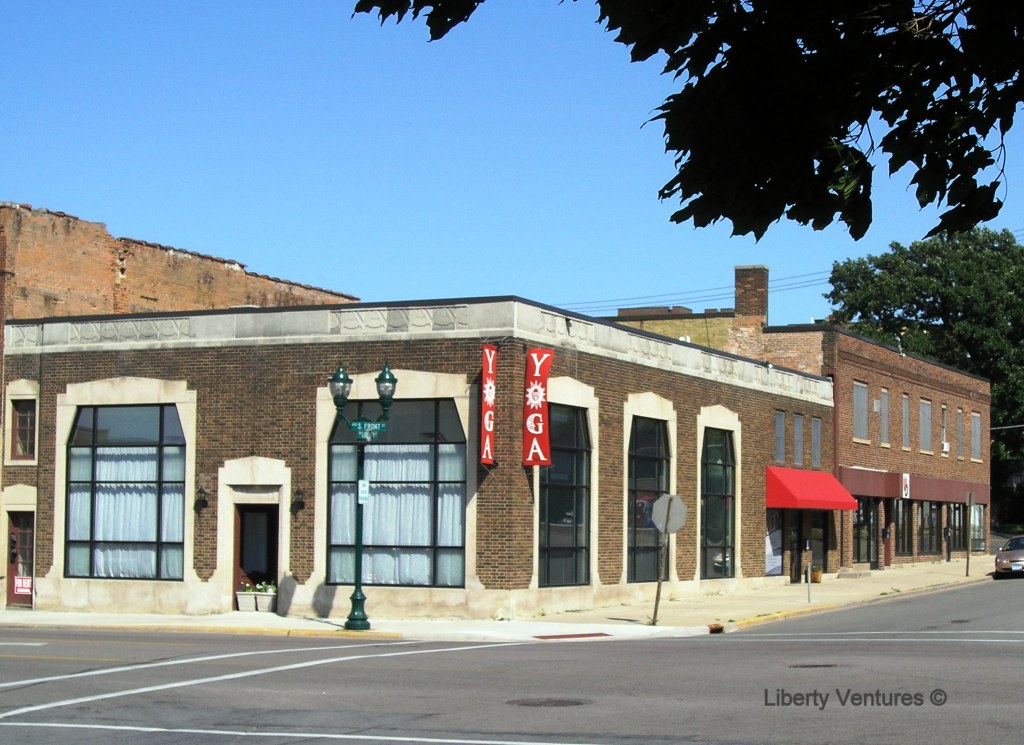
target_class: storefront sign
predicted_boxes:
[522,348,553,466]
[902,472,911,499]
[14,576,32,595]
[480,344,498,465]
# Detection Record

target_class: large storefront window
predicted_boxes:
[918,500,941,554]
[539,405,590,587]
[948,503,966,551]
[328,399,466,587]
[701,428,735,579]
[894,499,912,556]
[66,405,185,580]
[628,417,669,582]
[971,504,986,552]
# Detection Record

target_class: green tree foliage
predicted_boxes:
[827,228,1024,458]
[353,1,1023,240]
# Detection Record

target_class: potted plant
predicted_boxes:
[236,581,277,612]
[810,565,823,583]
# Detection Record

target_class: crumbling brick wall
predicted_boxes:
[0,203,357,321]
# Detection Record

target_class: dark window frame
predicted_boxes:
[65,404,185,581]
[918,500,942,555]
[11,398,37,461]
[539,404,590,587]
[628,416,670,583]
[894,499,912,556]
[327,398,467,589]
[701,428,736,580]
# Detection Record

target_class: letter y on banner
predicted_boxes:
[523,348,553,466]
[480,344,497,465]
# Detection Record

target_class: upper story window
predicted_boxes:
[774,410,785,463]
[539,404,590,588]
[880,389,889,445]
[941,405,948,453]
[919,399,933,452]
[853,382,868,440]
[902,394,911,448]
[811,417,822,468]
[793,415,804,466]
[11,399,37,461]
[971,412,982,460]
[957,408,964,458]
[66,405,185,580]
[328,399,466,588]
[628,416,669,583]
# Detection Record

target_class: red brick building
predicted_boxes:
[3,297,845,617]
[0,202,356,326]
[610,266,991,573]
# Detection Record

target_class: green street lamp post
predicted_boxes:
[328,361,398,631]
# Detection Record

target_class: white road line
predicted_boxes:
[746,630,1024,636]
[1,721,609,745]
[0,643,46,647]
[0,640,414,690]
[723,637,1024,643]
[0,642,526,721]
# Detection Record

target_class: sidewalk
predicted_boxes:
[0,559,992,643]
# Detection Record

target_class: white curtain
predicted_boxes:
[328,442,466,586]
[69,446,184,579]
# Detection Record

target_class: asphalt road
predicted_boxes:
[0,578,1021,745]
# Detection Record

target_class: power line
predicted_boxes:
[560,270,832,316]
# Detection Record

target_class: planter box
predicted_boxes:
[255,592,277,613]
[236,591,276,612]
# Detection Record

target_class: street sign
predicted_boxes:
[351,419,388,441]
[358,479,370,505]
[651,494,686,535]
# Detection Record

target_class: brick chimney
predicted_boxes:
[724,265,769,359]
[735,265,769,320]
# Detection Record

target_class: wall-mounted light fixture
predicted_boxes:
[291,488,306,515]
[194,486,210,513]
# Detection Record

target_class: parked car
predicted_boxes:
[994,535,1024,578]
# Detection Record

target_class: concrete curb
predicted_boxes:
[726,573,991,632]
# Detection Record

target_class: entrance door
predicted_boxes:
[7,512,34,608]
[234,506,279,605]
[854,498,879,569]
[810,511,827,571]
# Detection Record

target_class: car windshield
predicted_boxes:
[1003,537,1024,551]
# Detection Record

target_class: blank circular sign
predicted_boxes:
[651,494,687,534]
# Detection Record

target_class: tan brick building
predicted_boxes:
[610,266,991,573]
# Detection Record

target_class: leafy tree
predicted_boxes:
[353,1,1023,240]
[827,228,1024,460]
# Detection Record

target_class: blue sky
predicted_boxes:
[5,1,1022,325]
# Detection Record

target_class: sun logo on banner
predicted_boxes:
[525,381,546,409]
[483,378,496,406]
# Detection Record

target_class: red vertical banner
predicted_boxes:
[522,347,554,466]
[480,344,498,465]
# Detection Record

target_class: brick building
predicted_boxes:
[0,202,356,328]
[609,266,991,573]
[1,202,359,609]
[2,297,849,617]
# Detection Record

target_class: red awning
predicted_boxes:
[766,466,858,511]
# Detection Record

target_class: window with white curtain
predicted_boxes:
[66,405,185,580]
[328,399,466,588]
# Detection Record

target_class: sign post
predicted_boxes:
[650,494,687,625]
